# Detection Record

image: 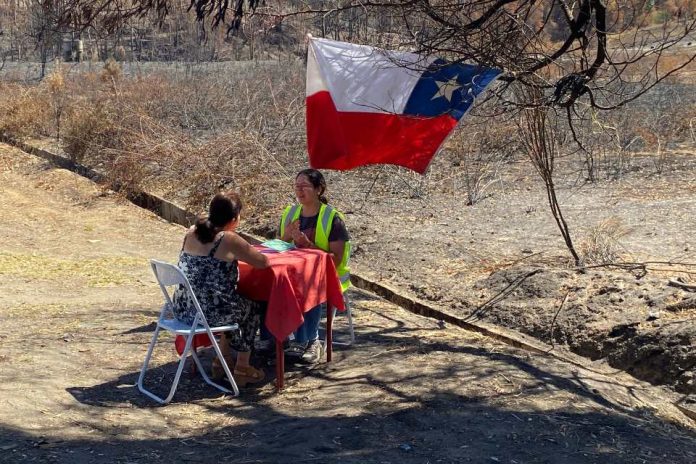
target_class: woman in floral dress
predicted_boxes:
[172,191,268,386]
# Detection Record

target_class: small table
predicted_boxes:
[237,246,345,389]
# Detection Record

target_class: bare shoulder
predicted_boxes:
[223,232,250,250]
[182,227,196,249]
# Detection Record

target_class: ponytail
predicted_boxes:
[194,216,218,244]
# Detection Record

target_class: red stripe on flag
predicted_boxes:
[306,91,457,174]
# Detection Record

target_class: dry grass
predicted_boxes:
[3,303,72,319]
[0,252,144,287]
[579,217,631,265]
[55,64,303,226]
[0,82,51,137]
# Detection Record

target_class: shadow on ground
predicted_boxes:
[3,295,696,464]
[1,404,693,464]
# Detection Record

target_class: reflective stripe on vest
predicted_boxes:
[320,205,334,235]
[314,204,334,251]
[280,204,301,238]
[316,205,351,291]
[338,240,351,292]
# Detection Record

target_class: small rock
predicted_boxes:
[399,443,413,452]
[521,248,533,254]
[647,311,660,321]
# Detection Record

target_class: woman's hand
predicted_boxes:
[287,220,312,247]
[293,231,313,248]
[283,220,301,242]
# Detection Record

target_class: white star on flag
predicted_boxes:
[431,75,461,102]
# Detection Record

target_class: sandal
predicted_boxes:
[211,355,235,381]
[233,365,266,387]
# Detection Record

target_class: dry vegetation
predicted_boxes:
[578,217,632,265]
[1,59,307,221]
[1,50,695,241]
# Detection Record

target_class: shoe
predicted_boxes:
[284,341,307,359]
[233,365,266,387]
[211,354,235,380]
[301,339,324,364]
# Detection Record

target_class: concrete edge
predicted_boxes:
[350,274,553,355]
[4,135,693,425]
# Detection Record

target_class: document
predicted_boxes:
[261,239,296,253]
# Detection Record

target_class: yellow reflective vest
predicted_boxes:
[280,203,351,292]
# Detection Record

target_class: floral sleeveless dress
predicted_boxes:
[172,233,264,352]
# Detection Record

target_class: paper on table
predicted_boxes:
[261,239,296,253]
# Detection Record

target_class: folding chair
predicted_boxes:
[137,259,240,404]
[327,294,355,347]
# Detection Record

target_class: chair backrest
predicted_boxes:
[150,259,207,326]
[151,259,187,287]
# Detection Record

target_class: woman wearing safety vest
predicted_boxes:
[279,168,351,363]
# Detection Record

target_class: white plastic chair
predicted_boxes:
[137,259,240,404]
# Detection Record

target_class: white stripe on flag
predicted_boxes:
[306,41,328,97]
[309,37,434,115]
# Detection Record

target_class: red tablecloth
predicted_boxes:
[238,246,345,341]
[175,246,345,353]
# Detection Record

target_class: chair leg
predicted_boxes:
[163,341,195,404]
[198,337,239,397]
[326,304,333,362]
[346,299,355,345]
[329,301,355,347]
[137,325,167,403]
[138,326,192,405]
[138,327,241,404]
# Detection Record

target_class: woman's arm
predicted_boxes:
[328,240,345,267]
[327,214,349,267]
[226,234,269,269]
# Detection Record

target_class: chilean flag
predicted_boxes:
[306,37,501,174]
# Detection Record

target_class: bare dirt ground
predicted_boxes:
[329,151,696,395]
[2,146,696,463]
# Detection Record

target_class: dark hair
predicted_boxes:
[296,168,328,203]
[194,191,243,243]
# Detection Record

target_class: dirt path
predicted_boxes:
[1,142,695,463]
